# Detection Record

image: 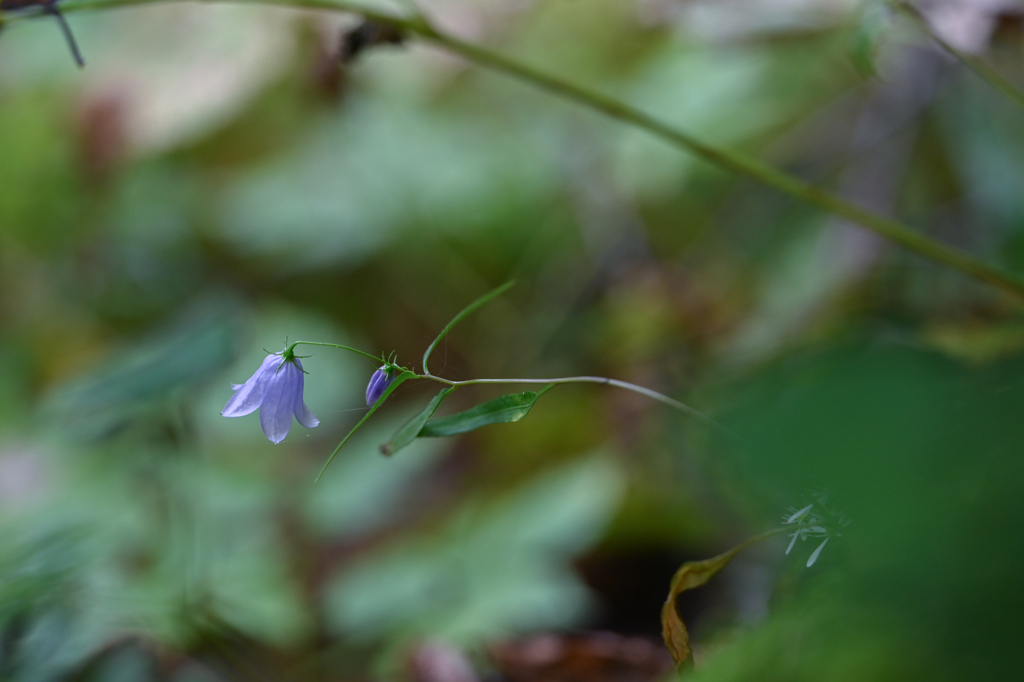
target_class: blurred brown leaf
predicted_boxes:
[660,536,763,669]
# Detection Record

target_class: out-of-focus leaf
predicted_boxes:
[851,1,893,77]
[712,344,1024,678]
[0,91,83,253]
[924,321,1024,363]
[302,413,448,540]
[380,386,456,456]
[218,101,557,271]
[0,527,85,622]
[0,527,98,681]
[325,456,624,643]
[418,386,552,438]
[46,303,237,440]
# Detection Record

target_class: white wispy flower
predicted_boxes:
[782,492,850,568]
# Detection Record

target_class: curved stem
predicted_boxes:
[35,0,1024,297]
[422,281,514,376]
[418,373,728,433]
[418,25,1024,298]
[279,337,724,430]
[895,1,1024,114]
[287,340,382,363]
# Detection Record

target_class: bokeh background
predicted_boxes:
[2,0,1024,680]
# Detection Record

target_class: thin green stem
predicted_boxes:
[895,0,1024,114]
[287,340,382,363]
[280,337,713,428]
[316,368,415,481]
[417,25,1024,298]
[416,373,727,433]
[422,280,515,376]
[27,0,1024,297]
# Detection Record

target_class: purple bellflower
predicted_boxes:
[222,353,319,443]
[365,366,396,406]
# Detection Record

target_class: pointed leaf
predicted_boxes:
[380,386,456,456]
[315,370,414,482]
[418,386,552,438]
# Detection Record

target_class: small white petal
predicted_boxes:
[806,537,830,567]
[222,355,282,417]
[785,504,814,524]
[785,532,799,555]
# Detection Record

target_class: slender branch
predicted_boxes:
[26,0,1024,297]
[422,281,515,376]
[282,337,726,431]
[316,369,415,481]
[417,24,1024,298]
[287,340,383,363]
[895,0,1024,114]
[419,373,728,434]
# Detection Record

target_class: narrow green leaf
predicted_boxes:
[315,370,414,482]
[380,386,456,456]
[418,385,552,437]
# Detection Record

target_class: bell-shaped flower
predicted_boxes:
[365,366,395,405]
[222,353,319,443]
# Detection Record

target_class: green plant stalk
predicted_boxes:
[315,368,415,481]
[895,0,1024,114]
[286,340,382,363]
[290,341,726,432]
[422,280,515,376]
[292,276,731,478]
[33,0,1024,297]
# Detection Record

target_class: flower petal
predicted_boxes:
[806,537,830,567]
[291,358,319,428]
[785,504,814,524]
[294,400,320,429]
[785,532,799,555]
[222,354,282,417]
[365,367,394,406]
[259,360,302,443]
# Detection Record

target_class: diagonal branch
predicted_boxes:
[25,0,1024,298]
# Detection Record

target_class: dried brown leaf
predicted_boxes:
[661,534,771,669]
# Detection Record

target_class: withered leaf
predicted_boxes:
[661,535,765,669]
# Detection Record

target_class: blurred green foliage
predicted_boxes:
[2,0,1024,680]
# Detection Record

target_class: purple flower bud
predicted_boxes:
[365,366,395,405]
[221,353,319,444]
